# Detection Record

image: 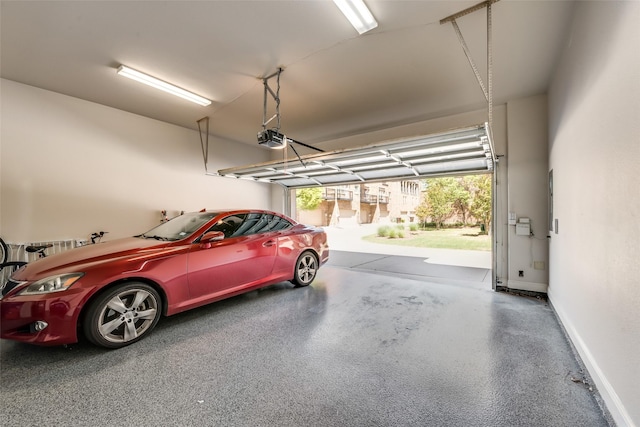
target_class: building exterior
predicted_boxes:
[296,180,423,226]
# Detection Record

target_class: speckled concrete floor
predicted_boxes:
[1,253,609,426]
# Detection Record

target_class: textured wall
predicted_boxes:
[1,79,271,243]
[506,95,550,293]
[548,2,640,425]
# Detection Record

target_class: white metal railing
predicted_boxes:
[7,239,78,263]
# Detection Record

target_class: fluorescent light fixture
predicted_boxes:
[116,65,211,106]
[333,0,378,34]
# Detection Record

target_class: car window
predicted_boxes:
[265,215,293,231]
[240,213,272,235]
[205,213,293,239]
[228,213,260,237]
[231,213,276,237]
[206,214,247,238]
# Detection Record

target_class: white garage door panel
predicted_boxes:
[218,124,494,189]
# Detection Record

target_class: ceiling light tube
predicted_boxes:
[333,0,378,34]
[117,65,211,106]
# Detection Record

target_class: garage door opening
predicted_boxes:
[292,173,493,284]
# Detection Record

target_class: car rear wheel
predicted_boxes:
[291,251,318,287]
[84,282,161,349]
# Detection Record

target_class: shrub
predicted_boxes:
[388,229,398,238]
[409,223,419,232]
[377,225,391,237]
[398,230,405,238]
[396,224,405,230]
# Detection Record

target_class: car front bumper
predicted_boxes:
[0,290,85,346]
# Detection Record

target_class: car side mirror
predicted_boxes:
[201,231,225,243]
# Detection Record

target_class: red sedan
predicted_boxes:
[1,210,329,348]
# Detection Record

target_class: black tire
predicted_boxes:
[83,282,161,349]
[0,238,8,264]
[291,251,318,287]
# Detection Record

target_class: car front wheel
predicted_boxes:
[291,251,318,287]
[84,282,161,349]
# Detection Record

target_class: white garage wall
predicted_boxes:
[548,2,640,426]
[0,79,271,243]
[506,95,549,293]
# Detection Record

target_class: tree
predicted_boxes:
[415,198,430,225]
[423,177,459,229]
[296,187,323,210]
[451,177,471,224]
[468,175,492,234]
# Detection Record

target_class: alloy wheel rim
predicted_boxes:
[298,255,317,283]
[97,289,158,343]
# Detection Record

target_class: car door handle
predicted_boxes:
[263,240,275,247]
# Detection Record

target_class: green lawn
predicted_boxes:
[363,226,491,251]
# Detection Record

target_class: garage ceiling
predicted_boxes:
[0,1,574,152]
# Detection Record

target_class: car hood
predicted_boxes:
[14,237,180,280]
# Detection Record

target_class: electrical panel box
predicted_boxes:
[508,212,517,225]
[516,223,530,236]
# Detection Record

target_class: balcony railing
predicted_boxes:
[360,194,378,204]
[322,188,336,200]
[322,188,353,201]
[378,195,389,204]
[336,189,353,200]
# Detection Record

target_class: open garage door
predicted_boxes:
[218,124,494,189]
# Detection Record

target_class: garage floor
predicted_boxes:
[1,251,609,426]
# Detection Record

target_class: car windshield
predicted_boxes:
[137,212,220,241]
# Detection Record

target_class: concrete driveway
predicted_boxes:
[323,224,491,269]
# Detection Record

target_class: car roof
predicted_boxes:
[199,209,297,223]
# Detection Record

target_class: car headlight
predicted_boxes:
[18,273,84,295]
